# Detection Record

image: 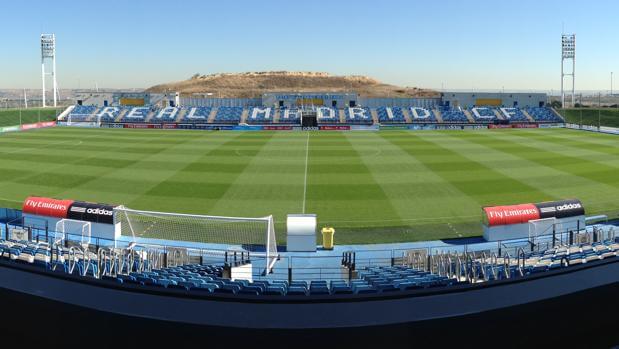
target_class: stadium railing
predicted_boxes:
[3,218,616,297]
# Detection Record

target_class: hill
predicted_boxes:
[146,71,437,98]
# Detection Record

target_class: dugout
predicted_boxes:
[482,199,585,241]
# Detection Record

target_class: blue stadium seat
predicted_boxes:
[182,107,212,123]
[525,107,563,122]
[377,107,405,123]
[469,107,497,122]
[345,107,373,124]
[278,108,301,124]
[436,107,468,122]
[246,108,274,124]
[213,107,243,123]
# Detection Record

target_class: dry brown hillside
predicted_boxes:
[146,71,437,98]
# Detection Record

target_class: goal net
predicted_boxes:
[66,113,100,127]
[55,219,92,246]
[114,206,278,273]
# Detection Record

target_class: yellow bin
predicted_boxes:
[321,227,335,250]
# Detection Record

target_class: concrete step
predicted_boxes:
[433,109,444,123]
[550,108,565,122]
[272,109,280,123]
[401,108,413,123]
[240,109,249,124]
[207,108,218,123]
[522,110,535,122]
[175,108,188,123]
[370,108,380,124]
[339,109,346,123]
[493,109,504,120]
[115,109,128,122]
[144,110,156,123]
[463,110,475,123]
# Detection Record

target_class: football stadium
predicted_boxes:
[1,2,619,347]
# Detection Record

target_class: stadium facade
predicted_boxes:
[75,90,548,109]
[65,90,563,129]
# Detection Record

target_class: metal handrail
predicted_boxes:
[455,255,463,282]
[479,252,488,282]
[503,252,511,279]
[465,253,473,283]
[516,247,525,277]
[489,252,498,281]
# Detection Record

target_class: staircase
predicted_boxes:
[550,108,565,122]
[339,109,346,123]
[522,110,535,122]
[433,109,444,123]
[463,110,475,123]
[240,109,249,124]
[144,110,157,123]
[57,106,75,121]
[115,109,129,122]
[175,108,188,123]
[493,109,505,120]
[272,109,280,123]
[370,108,380,124]
[207,108,218,123]
[401,108,413,123]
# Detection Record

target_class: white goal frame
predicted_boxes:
[55,219,92,246]
[114,206,278,273]
[66,113,101,127]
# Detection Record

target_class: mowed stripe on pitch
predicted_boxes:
[462,130,619,216]
[383,131,546,205]
[125,132,262,214]
[346,131,481,241]
[429,131,581,201]
[304,132,405,242]
[56,131,217,204]
[0,129,157,204]
[204,132,306,224]
[481,130,619,186]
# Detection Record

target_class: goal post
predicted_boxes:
[66,113,101,128]
[113,206,278,273]
[55,219,92,246]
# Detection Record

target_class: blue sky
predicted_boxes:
[1,0,617,91]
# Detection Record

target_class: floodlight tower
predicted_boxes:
[41,34,58,107]
[561,34,575,108]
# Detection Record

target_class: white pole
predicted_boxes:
[23,88,28,109]
[571,41,575,108]
[52,34,57,108]
[561,58,564,108]
[41,60,46,108]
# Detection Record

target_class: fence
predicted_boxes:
[3,216,616,283]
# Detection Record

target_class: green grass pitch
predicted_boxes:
[0,127,617,244]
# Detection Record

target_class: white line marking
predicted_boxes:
[0,197,23,203]
[3,137,87,154]
[302,131,310,214]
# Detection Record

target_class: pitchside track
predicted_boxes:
[0,127,618,244]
